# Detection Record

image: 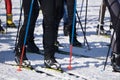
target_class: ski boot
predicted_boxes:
[6,14,16,28]
[96,24,107,35]
[0,26,5,34]
[111,52,120,72]
[0,20,5,34]
[15,47,31,67]
[44,56,61,70]
[67,23,82,47]
[73,39,82,47]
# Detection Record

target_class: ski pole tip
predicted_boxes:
[17,68,22,71]
[67,65,72,70]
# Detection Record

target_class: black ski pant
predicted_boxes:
[54,0,78,45]
[54,0,64,43]
[39,0,64,59]
[17,0,63,59]
[66,0,75,24]
[105,0,120,54]
[18,0,39,48]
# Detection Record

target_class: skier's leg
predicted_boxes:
[4,0,16,28]
[54,0,64,52]
[39,0,61,69]
[66,0,82,47]
[15,0,39,66]
[97,0,107,35]
[26,0,40,53]
[105,0,120,72]
[63,0,69,36]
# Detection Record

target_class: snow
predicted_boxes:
[0,0,120,80]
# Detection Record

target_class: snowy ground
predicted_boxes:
[0,0,120,80]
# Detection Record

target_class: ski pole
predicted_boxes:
[14,0,23,52]
[83,0,88,45]
[17,0,34,71]
[76,10,90,50]
[103,17,120,70]
[98,1,104,35]
[79,0,84,18]
[103,29,115,70]
[67,0,77,70]
[77,0,84,32]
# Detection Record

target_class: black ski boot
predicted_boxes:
[67,22,82,47]
[73,39,82,47]
[0,26,5,34]
[15,47,31,67]
[26,40,40,53]
[111,52,120,72]
[0,20,5,34]
[96,24,107,35]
